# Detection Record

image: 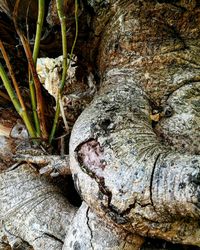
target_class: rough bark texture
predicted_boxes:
[70,78,200,246]
[69,0,200,247]
[0,129,138,249]
[63,202,144,250]
[0,0,200,249]
[0,153,77,250]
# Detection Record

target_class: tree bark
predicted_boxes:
[0,160,77,250]
[70,0,200,247]
[63,202,144,250]
[0,0,200,249]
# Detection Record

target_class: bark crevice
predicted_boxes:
[150,153,161,211]
[86,207,94,250]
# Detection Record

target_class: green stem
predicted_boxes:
[67,0,78,70]
[49,0,79,144]
[49,0,67,143]
[0,62,36,138]
[49,95,61,143]
[33,0,45,63]
[29,0,45,137]
[57,0,68,94]
[29,79,40,136]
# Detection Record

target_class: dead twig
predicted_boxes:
[0,89,10,101]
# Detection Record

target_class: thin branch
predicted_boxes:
[49,0,79,143]
[33,0,45,63]
[13,0,48,140]
[29,0,45,137]
[49,0,68,144]
[57,0,68,92]
[24,36,48,139]
[66,0,78,74]
[27,0,41,137]
[49,97,61,143]
[59,97,69,132]
[25,0,31,42]
[0,89,10,101]
[0,40,26,111]
[0,62,36,138]
[29,73,41,136]
[0,62,21,112]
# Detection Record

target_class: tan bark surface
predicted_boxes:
[70,0,200,247]
[0,0,200,249]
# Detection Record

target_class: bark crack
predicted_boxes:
[77,140,129,224]
[3,224,33,249]
[86,207,94,250]
[150,153,161,210]
[42,233,64,244]
[32,232,64,245]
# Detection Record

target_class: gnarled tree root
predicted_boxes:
[70,77,200,246]
[0,162,77,250]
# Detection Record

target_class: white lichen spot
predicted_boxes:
[144,72,150,79]
[119,14,125,33]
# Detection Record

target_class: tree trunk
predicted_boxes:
[0,0,200,249]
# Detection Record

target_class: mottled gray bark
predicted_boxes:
[0,139,77,250]
[0,126,67,250]
[70,77,200,246]
[0,0,200,249]
[63,202,144,250]
[69,0,200,247]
